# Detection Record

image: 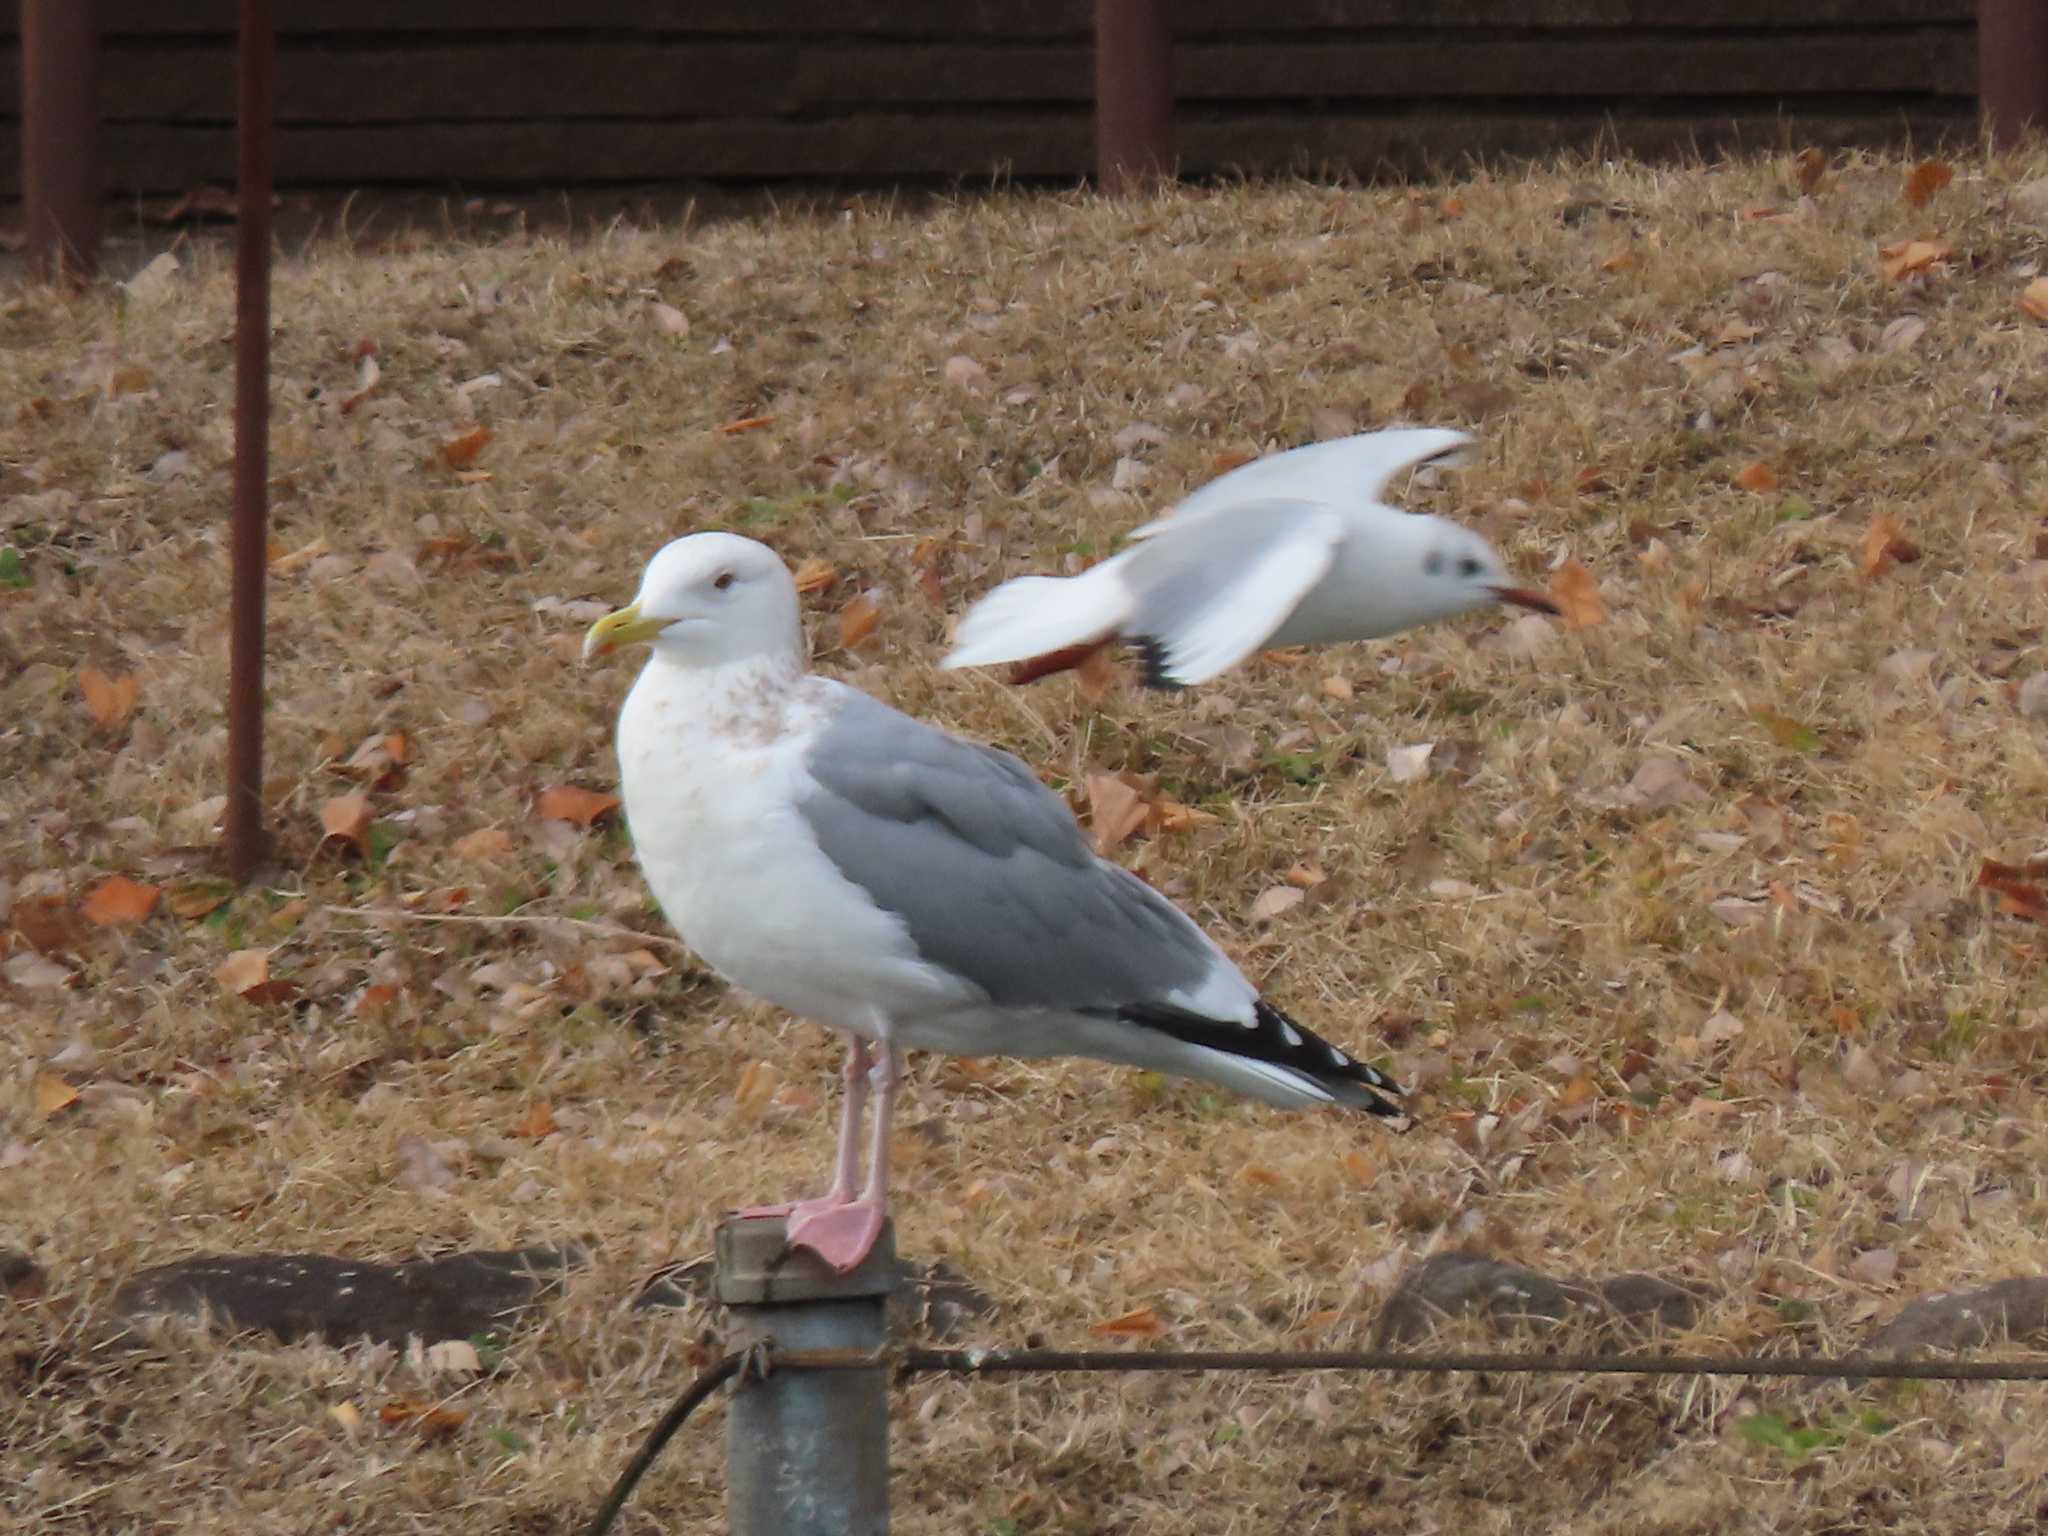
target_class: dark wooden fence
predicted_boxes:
[0,1,1981,196]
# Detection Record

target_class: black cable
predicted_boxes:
[583,1351,744,1536]
[585,1340,2048,1535]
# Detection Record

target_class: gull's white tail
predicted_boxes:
[941,561,1134,671]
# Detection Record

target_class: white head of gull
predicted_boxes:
[585,533,1404,1273]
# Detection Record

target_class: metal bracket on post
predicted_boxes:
[715,1215,897,1536]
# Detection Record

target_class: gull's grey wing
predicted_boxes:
[798,689,1225,1012]
[1117,498,1344,686]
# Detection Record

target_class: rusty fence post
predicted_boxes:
[227,0,276,883]
[1981,0,2048,149]
[1094,0,1173,194]
[21,0,101,282]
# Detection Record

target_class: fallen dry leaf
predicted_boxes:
[535,785,621,827]
[82,876,161,926]
[1250,886,1306,923]
[1086,773,1150,851]
[1979,858,2048,924]
[1090,1306,1166,1339]
[1074,645,1122,704]
[450,827,515,862]
[792,556,839,595]
[379,1398,469,1441]
[1860,514,1922,579]
[512,1101,559,1140]
[437,425,493,469]
[106,363,153,397]
[78,668,140,730]
[1733,461,1779,493]
[339,353,380,414]
[320,793,374,856]
[1548,559,1607,630]
[394,1135,457,1192]
[2022,278,2048,325]
[33,1073,79,1117]
[839,592,883,649]
[1792,147,1827,195]
[1903,159,1954,208]
[1877,239,1952,282]
[168,882,234,920]
[733,1060,780,1120]
[717,414,775,435]
[648,300,689,337]
[1385,743,1435,784]
[943,354,988,392]
[214,948,273,998]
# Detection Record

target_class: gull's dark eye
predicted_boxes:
[1423,552,1445,576]
[1456,556,1482,579]
[713,571,736,591]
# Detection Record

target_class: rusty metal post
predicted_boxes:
[21,0,101,281]
[1981,1,2048,149]
[716,1216,896,1536]
[226,0,275,883]
[1094,0,1173,194]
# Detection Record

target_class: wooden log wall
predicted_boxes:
[0,1,1979,196]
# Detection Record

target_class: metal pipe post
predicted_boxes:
[715,1216,896,1536]
[1094,0,1173,194]
[1981,0,2048,149]
[226,0,275,883]
[21,0,101,282]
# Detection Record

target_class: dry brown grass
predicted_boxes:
[7,146,2048,1532]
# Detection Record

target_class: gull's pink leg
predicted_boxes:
[784,1042,900,1274]
[736,1038,870,1220]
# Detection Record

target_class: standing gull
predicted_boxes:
[584,533,1404,1273]
[943,427,1558,689]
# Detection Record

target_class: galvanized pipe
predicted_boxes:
[226,0,275,883]
[21,0,101,282]
[1094,0,1173,194]
[1981,0,2048,149]
[715,1216,895,1536]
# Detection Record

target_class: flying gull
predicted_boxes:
[943,427,1557,688]
[584,532,1405,1273]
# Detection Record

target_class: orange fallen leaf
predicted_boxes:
[2022,278,2048,325]
[450,827,514,862]
[354,982,401,1017]
[1598,246,1640,273]
[1903,159,1953,208]
[1558,1074,1598,1110]
[1860,514,1921,579]
[512,1101,559,1140]
[321,793,374,855]
[1877,239,1952,282]
[214,947,273,997]
[1209,449,1257,478]
[1733,461,1779,494]
[34,1072,79,1117]
[437,425,493,470]
[1240,1163,1286,1189]
[1284,862,1329,889]
[839,593,883,650]
[733,1060,780,1120]
[168,882,233,920]
[1548,559,1607,630]
[1091,1306,1166,1339]
[1340,1149,1377,1184]
[1792,147,1827,195]
[717,414,775,435]
[792,556,839,595]
[79,668,140,730]
[378,1399,469,1441]
[83,876,161,926]
[106,363,153,397]
[535,785,621,828]
[269,537,330,575]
